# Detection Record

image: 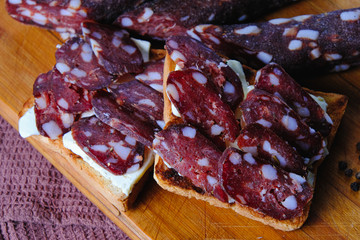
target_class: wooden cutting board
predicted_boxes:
[1,0,360,239]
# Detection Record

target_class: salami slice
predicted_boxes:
[220,147,313,220]
[153,124,228,202]
[82,21,143,76]
[108,80,164,129]
[55,37,114,90]
[135,58,164,93]
[6,0,144,33]
[33,69,75,139]
[114,0,300,39]
[255,63,333,137]
[166,36,243,110]
[236,123,306,175]
[50,67,92,114]
[72,116,145,175]
[189,8,360,74]
[167,69,240,148]
[92,90,156,147]
[240,89,325,161]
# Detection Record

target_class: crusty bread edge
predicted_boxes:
[19,97,155,212]
[154,53,348,231]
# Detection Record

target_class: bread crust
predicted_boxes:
[19,97,155,213]
[154,53,348,231]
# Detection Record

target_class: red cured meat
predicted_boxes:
[55,37,114,90]
[82,21,143,76]
[255,63,333,137]
[6,0,144,33]
[167,69,240,148]
[220,147,313,220]
[108,80,164,129]
[153,124,228,202]
[240,89,325,161]
[189,8,360,74]
[92,91,156,147]
[135,58,164,93]
[115,0,300,39]
[72,116,145,175]
[236,123,306,175]
[166,36,243,110]
[33,69,75,139]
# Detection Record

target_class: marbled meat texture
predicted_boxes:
[166,36,243,110]
[236,123,306,175]
[220,147,313,220]
[240,89,325,161]
[108,80,164,129]
[92,91,156,147]
[82,21,143,76]
[188,8,360,74]
[55,37,114,90]
[72,116,145,175]
[135,58,164,93]
[6,0,145,33]
[153,124,228,202]
[115,0,300,39]
[255,63,333,137]
[166,69,240,148]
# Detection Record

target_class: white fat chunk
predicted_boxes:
[170,50,186,63]
[261,164,278,180]
[110,142,131,160]
[296,29,319,40]
[288,40,303,51]
[235,25,261,35]
[68,0,81,9]
[207,175,218,186]
[89,39,102,58]
[156,120,165,129]
[166,84,179,102]
[138,98,156,107]
[150,84,163,92]
[57,98,69,110]
[281,115,298,131]
[60,9,73,17]
[91,145,108,153]
[198,158,210,167]
[131,38,151,63]
[289,173,306,184]
[269,18,291,25]
[243,153,256,165]
[182,126,196,139]
[35,96,47,109]
[122,45,137,55]
[241,146,258,156]
[192,71,207,84]
[211,124,224,136]
[91,31,102,40]
[56,62,70,74]
[255,119,272,128]
[19,106,40,138]
[292,15,312,22]
[42,121,62,139]
[71,68,87,78]
[224,81,235,94]
[81,51,92,62]
[340,10,360,21]
[125,135,137,146]
[282,195,297,210]
[121,17,133,27]
[262,140,286,167]
[138,7,154,23]
[32,13,48,25]
[9,0,22,4]
[257,52,273,64]
[269,73,279,86]
[60,113,74,128]
[229,152,242,165]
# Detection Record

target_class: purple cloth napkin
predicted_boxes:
[0,116,130,240]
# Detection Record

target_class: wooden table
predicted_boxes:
[1,0,360,239]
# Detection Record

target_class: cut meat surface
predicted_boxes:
[92,91,156,147]
[167,69,240,148]
[6,0,145,33]
[153,124,228,202]
[72,116,145,175]
[166,36,243,110]
[220,147,313,220]
[240,89,325,161]
[33,69,75,139]
[255,63,333,137]
[135,58,164,93]
[108,80,164,129]
[189,8,360,74]
[82,21,143,76]
[236,123,306,175]
[55,37,114,90]
[115,0,300,39]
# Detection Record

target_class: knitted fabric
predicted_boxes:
[0,116,130,240]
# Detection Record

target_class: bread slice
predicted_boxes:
[19,97,155,212]
[154,53,348,231]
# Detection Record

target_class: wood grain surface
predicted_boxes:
[1,0,360,239]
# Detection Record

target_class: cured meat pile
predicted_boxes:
[153,36,331,221]
[32,21,165,175]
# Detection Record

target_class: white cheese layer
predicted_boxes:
[63,131,154,197]
[19,106,40,138]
